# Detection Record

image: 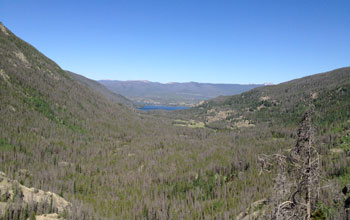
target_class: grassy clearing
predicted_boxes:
[173,119,205,128]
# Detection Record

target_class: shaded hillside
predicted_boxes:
[66,71,133,107]
[99,80,264,106]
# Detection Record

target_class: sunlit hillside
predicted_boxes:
[1,21,350,220]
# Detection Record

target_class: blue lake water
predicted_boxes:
[138,105,190,111]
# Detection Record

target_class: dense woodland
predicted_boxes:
[1,22,350,219]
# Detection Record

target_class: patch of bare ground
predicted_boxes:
[234,119,255,128]
[14,51,30,66]
[206,110,234,123]
[0,23,9,35]
[30,213,65,220]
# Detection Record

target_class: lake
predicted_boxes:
[138,105,190,111]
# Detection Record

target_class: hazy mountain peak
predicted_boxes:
[99,80,264,106]
[126,80,151,83]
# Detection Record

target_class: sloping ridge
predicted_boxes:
[66,71,133,107]
[192,67,350,129]
[210,67,350,104]
[0,22,140,219]
[0,21,136,137]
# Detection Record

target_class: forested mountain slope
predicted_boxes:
[187,67,350,130]
[0,22,273,220]
[1,21,349,220]
[66,71,133,107]
[177,67,350,219]
[0,22,146,219]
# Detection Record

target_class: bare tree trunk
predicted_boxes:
[259,102,320,220]
[306,117,312,220]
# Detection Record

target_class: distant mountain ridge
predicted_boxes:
[99,80,264,106]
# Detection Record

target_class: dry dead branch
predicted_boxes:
[259,101,320,220]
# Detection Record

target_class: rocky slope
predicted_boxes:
[0,171,70,219]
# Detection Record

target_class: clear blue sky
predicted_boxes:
[0,0,349,84]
